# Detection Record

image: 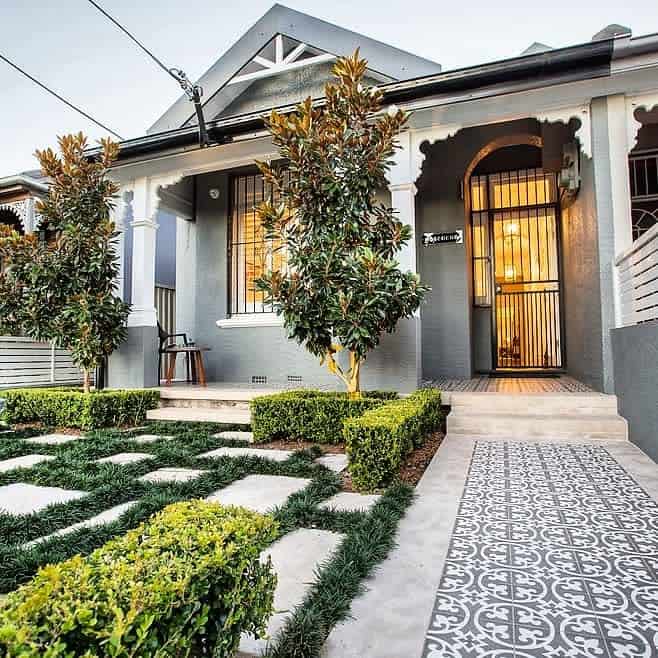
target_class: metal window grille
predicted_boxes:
[629,152,658,241]
[228,171,288,315]
[470,168,564,369]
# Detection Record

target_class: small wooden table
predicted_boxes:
[164,346,211,386]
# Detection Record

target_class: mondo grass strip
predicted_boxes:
[264,483,415,658]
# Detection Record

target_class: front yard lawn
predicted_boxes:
[0,421,414,657]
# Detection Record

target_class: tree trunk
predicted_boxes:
[82,369,91,394]
[347,352,361,399]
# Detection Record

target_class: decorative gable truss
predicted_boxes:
[229,35,335,86]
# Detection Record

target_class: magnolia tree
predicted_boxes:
[0,133,129,392]
[255,52,429,395]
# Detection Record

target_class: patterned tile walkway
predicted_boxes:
[425,376,593,393]
[422,442,658,658]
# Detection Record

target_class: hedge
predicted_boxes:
[344,388,442,492]
[0,388,160,430]
[251,389,397,444]
[0,500,278,658]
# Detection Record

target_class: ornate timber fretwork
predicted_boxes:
[535,105,592,158]
[0,198,41,233]
[626,92,658,150]
[228,34,335,86]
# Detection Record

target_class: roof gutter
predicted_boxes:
[109,33,656,164]
[0,175,49,195]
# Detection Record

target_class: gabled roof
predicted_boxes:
[148,4,441,134]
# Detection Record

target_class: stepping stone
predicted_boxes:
[0,483,86,515]
[319,492,381,513]
[122,426,149,433]
[0,454,55,473]
[315,453,349,473]
[24,433,81,445]
[139,467,206,483]
[132,434,174,444]
[199,447,293,463]
[95,452,154,465]
[207,475,311,514]
[23,501,138,548]
[237,529,344,656]
[213,430,254,443]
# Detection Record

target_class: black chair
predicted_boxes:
[158,322,192,383]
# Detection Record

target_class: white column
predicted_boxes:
[128,178,158,327]
[175,216,197,338]
[110,188,129,301]
[607,95,633,257]
[389,183,418,273]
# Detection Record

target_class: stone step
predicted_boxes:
[206,474,311,514]
[319,492,380,513]
[146,406,251,424]
[159,398,251,411]
[237,529,344,657]
[199,447,293,463]
[449,392,619,415]
[213,430,254,442]
[447,411,628,440]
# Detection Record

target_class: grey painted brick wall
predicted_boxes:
[192,170,420,392]
[612,321,658,462]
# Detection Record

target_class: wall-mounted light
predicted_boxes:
[503,222,520,238]
[209,188,220,200]
[504,265,517,281]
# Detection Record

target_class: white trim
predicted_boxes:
[229,53,335,86]
[216,314,284,329]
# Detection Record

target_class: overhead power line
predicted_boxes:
[85,0,209,146]
[0,52,123,140]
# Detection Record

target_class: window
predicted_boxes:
[228,171,287,315]
[629,152,658,241]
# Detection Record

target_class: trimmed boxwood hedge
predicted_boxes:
[250,389,397,444]
[0,388,160,430]
[344,388,442,492]
[0,500,278,658]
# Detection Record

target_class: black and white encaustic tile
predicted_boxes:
[422,441,658,658]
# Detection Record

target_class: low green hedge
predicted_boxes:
[0,500,278,658]
[251,389,397,444]
[344,388,442,492]
[0,388,160,430]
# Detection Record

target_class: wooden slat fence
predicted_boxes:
[616,222,658,326]
[0,337,82,389]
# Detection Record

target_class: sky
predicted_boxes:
[2,0,658,177]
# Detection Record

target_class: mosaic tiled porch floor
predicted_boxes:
[422,442,658,658]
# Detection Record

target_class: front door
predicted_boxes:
[471,168,564,370]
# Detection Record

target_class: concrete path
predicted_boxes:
[323,435,658,658]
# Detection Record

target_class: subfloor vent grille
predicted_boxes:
[251,375,267,385]
[287,375,303,384]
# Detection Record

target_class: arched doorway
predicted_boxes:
[467,140,564,371]
[0,206,24,234]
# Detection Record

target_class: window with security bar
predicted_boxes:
[229,171,288,315]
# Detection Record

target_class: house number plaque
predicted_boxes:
[422,230,463,246]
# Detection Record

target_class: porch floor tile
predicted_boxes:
[198,447,293,462]
[0,483,87,515]
[0,454,55,473]
[206,474,310,514]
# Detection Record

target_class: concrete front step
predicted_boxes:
[159,398,251,411]
[447,411,628,440]
[146,406,251,424]
[449,392,619,415]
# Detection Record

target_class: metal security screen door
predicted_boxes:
[471,168,564,369]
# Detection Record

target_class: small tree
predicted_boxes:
[255,51,429,395]
[0,133,129,392]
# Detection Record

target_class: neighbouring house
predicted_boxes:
[0,171,177,388]
[95,7,656,452]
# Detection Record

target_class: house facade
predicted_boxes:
[105,7,658,425]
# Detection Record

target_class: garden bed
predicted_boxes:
[0,420,413,657]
